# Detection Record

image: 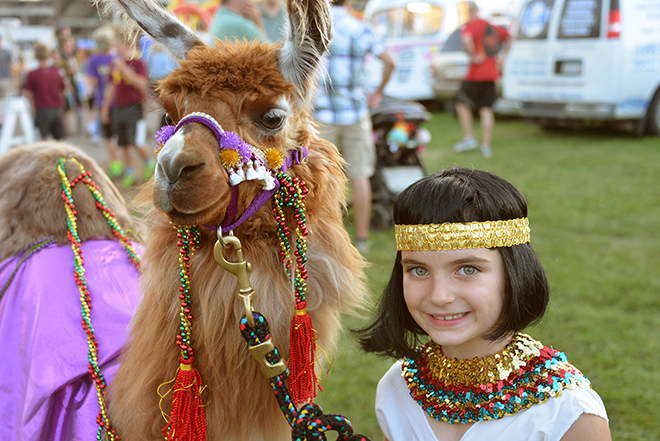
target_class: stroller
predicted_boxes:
[369,96,432,230]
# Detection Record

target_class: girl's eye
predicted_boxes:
[412,267,429,277]
[459,266,478,276]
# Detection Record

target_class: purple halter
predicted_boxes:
[155,112,308,233]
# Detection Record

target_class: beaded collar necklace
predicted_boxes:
[57,157,141,440]
[402,333,591,424]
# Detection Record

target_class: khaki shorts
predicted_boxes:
[317,115,375,179]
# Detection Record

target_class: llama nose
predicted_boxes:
[156,130,203,183]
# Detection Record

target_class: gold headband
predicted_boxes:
[395,218,530,251]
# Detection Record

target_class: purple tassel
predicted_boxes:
[220,132,242,151]
[156,125,177,145]
[221,131,252,162]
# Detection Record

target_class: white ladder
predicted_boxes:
[0,97,35,155]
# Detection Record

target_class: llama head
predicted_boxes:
[95,0,331,227]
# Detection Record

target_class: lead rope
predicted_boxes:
[239,312,370,441]
[215,233,371,441]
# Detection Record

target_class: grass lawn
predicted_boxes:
[315,112,660,440]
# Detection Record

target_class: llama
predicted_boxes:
[0,142,143,440]
[94,0,370,439]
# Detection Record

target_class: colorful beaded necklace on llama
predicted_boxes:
[57,157,141,441]
[155,112,317,439]
[402,333,592,424]
[271,172,315,402]
[160,224,206,441]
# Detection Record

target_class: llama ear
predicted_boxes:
[92,0,203,59]
[279,0,332,105]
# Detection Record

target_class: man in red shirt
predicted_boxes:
[22,43,66,140]
[453,2,511,158]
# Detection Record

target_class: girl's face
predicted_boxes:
[401,248,509,360]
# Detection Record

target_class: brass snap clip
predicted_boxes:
[213,229,256,329]
[213,229,287,378]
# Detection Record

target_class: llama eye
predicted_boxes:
[259,109,286,131]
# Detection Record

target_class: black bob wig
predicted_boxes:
[357,167,549,359]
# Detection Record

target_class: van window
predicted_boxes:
[441,28,462,52]
[401,3,443,37]
[557,0,602,39]
[371,3,443,39]
[517,0,554,40]
[371,9,400,40]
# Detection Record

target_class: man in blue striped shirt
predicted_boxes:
[314,0,394,253]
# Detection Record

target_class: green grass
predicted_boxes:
[315,113,660,440]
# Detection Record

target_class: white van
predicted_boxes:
[498,0,660,134]
[363,0,468,101]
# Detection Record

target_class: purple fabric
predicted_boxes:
[0,239,143,441]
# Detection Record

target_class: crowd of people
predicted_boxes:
[0,25,157,187]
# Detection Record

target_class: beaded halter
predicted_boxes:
[156,112,308,233]
[155,111,318,438]
[57,157,141,440]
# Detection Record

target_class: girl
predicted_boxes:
[358,167,610,441]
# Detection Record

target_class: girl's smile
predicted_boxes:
[429,311,470,325]
[401,248,511,360]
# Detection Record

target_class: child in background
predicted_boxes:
[100,31,155,187]
[358,167,611,441]
[87,26,120,177]
[22,43,66,141]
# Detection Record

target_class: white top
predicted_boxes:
[376,361,609,441]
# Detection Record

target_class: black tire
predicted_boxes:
[537,118,560,130]
[370,203,392,231]
[647,90,660,135]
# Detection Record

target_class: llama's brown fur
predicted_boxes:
[98,2,370,439]
[0,142,141,260]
